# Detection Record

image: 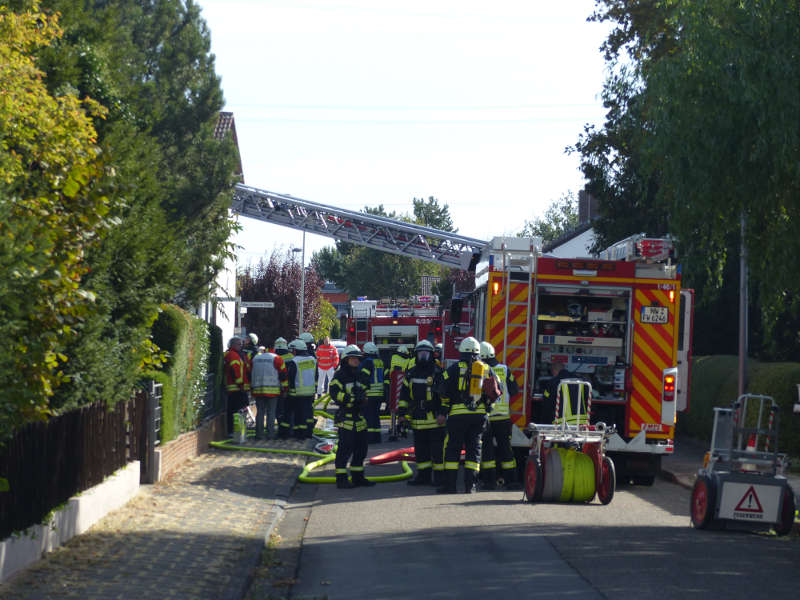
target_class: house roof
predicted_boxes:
[215,111,244,182]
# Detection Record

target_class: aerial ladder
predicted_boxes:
[232,184,488,269]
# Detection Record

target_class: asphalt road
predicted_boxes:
[283,451,800,600]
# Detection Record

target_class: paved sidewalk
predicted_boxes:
[0,439,313,600]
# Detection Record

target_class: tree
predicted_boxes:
[518,192,580,245]
[239,250,325,345]
[311,199,455,300]
[0,3,115,439]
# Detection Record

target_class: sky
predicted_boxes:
[196,0,612,268]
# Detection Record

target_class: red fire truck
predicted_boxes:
[443,235,694,484]
[345,296,443,359]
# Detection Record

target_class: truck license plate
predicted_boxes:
[641,306,668,324]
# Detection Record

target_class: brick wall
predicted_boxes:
[154,414,226,482]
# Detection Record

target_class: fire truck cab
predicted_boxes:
[445,235,694,484]
[346,296,443,362]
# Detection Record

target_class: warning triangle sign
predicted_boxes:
[734,485,764,513]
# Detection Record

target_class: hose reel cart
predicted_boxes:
[690,394,795,535]
[523,380,616,505]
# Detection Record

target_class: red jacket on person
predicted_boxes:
[316,344,340,371]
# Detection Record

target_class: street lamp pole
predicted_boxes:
[292,232,306,336]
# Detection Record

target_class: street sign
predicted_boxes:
[240,301,275,308]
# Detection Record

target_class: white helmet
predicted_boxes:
[273,337,289,351]
[289,338,307,352]
[248,332,259,345]
[397,344,410,356]
[415,340,434,353]
[341,344,364,360]
[480,341,495,360]
[458,336,480,355]
[300,332,315,344]
[363,341,379,355]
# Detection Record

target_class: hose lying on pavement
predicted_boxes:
[210,415,413,484]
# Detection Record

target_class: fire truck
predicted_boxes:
[231,185,694,483]
[345,296,443,360]
[442,235,694,484]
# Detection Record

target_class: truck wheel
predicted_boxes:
[523,457,544,503]
[775,485,796,536]
[597,455,616,505]
[690,475,716,529]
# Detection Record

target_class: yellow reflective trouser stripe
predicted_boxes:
[482,459,497,469]
[337,418,367,431]
[350,465,364,472]
[501,459,516,470]
[336,468,348,475]
[464,461,479,471]
[417,461,432,470]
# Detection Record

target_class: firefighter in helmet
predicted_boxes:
[479,341,520,489]
[399,340,444,486]
[435,336,500,493]
[360,342,385,444]
[285,338,317,439]
[329,345,375,488]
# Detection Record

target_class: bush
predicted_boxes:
[678,356,800,459]
[150,305,209,442]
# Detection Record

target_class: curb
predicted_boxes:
[659,468,694,491]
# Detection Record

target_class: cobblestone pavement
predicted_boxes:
[0,440,313,600]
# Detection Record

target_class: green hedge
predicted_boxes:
[678,355,800,459]
[150,305,210,442]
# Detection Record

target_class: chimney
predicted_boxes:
[578,189,598,225]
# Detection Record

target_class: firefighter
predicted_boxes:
[435,336,499,493]
[330,345,375,488]
[315,336,340,397]
[360,342,385,444]
[390,344,411,372]
[241,332,259,394]
[286,338,317,439]
[399,340,444,486]
[387,344,411,437]
[540,360,572,424]
[433,343,444,368]
[479,341,520,489]
[272,337,294,438]
[297,333,318,436]
[251,345,289,440]
[223,337,248,436]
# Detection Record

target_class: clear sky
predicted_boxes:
[196,0,611,267]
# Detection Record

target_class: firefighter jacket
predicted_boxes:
[241,346,256,391]
[485,359,519,421]
[436,358,493,417]
[315,344,340,371]
[224,349,246,392]
[390,353,410,373]
[287,354,316,397]
[329,365,368,432]
[251,352,289,397]
[398,361,442,430]
[360,356,385,398]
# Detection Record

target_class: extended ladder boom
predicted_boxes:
[232,184,487,268]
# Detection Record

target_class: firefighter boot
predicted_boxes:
[336,473,355,489]
[351,470,376,487]
[464,469,478,494]
[407,468,432,486]
[432,470,444,487]
[436,470,457,494]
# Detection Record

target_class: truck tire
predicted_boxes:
[775,485,796,536]
[690,474,716,529]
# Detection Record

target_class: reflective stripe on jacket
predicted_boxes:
[361,357,385,396]
[289,355,317,396]
[224,349,245,391]
[251,352,288,397]
[316,345,340,370]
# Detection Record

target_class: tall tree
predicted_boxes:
[239,250,325,345]
[0,3,115,438]
[518,192,580,245]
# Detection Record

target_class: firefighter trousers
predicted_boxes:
[480,418,516,486]
[335,418,369,475]
[365,394,383,443]
[443,413,486,475]
[278,398,303,438]
[412,426,445,473]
